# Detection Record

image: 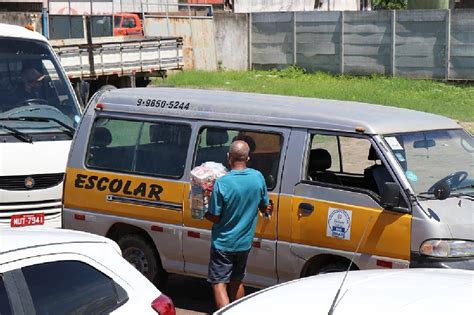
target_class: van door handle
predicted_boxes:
[298,203,314,217]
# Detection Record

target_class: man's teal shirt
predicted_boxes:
[208,168,269,252]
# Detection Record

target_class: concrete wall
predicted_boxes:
[0,12,43,34]
[251,10,474,80]
[214,12,248,70]
[144,17,218,71]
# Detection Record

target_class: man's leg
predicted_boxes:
[208,247,233,309]
[228,250,250,302]
[229,280,245,302]
[212,283,230,309]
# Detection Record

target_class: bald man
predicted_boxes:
[205,140,272,309]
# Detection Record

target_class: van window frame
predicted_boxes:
[302,129,405,207]
[192,123,287,192]
[84,114,192,180]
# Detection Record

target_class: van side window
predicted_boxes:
[194,127,282,190]
[86,117,191,178]
[307,133,394,196]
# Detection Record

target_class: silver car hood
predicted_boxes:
[419,197,474,240]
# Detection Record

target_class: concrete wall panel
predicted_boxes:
[145,17,217,71]
[214,12,248,70]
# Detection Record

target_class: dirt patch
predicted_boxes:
[460,122,474,134]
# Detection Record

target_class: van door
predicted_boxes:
[182,123,290,288]
[288,131,412,274]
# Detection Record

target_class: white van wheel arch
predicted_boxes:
[302,255,358,277]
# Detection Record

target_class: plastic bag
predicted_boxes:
[190,162,228,219]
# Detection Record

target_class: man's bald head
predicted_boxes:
[228,140,250,162]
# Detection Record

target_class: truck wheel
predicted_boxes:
[118,234,168,288]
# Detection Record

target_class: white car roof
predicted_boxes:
[218,269,474,314]
[0,23,47,42]
[0,228,111,254]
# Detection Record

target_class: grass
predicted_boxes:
[154,67,474,125]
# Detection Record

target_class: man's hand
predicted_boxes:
[260,200,273,218]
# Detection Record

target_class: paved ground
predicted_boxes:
[162,274,260,315]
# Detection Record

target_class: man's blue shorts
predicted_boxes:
[207,247,250,284]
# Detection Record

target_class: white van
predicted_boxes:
[0,24,82,228]
[63,87,473,288]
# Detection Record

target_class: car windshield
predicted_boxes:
[0,37,81,138]
[384,129,474,197]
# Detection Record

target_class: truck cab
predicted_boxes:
[114,13,143,37]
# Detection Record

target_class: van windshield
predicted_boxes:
[0,37,80,140]
[384,129,474,197]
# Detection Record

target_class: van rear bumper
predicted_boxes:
[410,252,474,270]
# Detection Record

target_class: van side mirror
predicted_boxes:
[73,80,90,109]
[78,81,90,108]
[381,182,410,213]
[381,182,400,210]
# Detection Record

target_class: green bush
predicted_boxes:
[373,0,407,9]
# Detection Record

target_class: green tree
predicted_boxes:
[373,0,407,9]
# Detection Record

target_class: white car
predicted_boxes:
[216,269,474,314]
[0,228,175,314]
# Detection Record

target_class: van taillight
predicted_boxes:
[151,294,175,315]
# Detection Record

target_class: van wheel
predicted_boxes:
[317,262,352,275]
[118,234,168,288]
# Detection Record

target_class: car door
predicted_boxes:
[182,122,290,288]
[289,131,412,272]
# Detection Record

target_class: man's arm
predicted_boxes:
[258,174,272,216]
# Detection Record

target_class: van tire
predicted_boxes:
[117,234,168,288]
[316,262,352,275]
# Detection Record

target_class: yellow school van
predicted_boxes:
[63,88,474,287]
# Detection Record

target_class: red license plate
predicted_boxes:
[10,213,45,227]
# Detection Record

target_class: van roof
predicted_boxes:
[0,23,47,42]
[94,87,461,135]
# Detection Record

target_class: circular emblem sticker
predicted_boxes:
[327,208,352,240]
[24,177,35,189]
